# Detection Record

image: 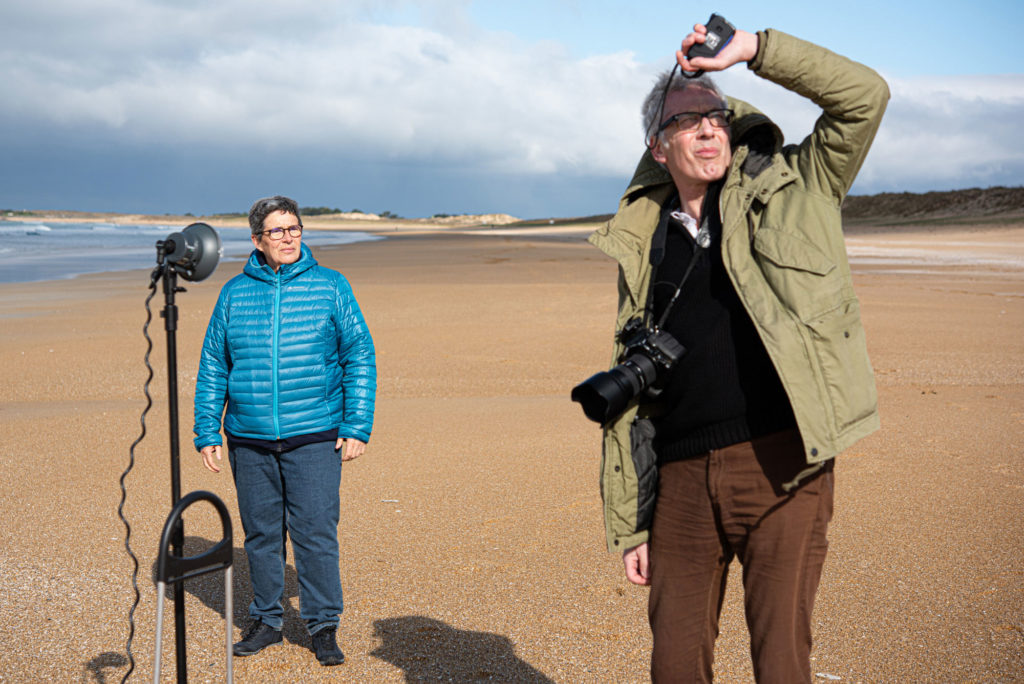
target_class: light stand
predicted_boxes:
[154,247,189,679]
[150,224,226,683]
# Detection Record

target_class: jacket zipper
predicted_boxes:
[272,273,281,439]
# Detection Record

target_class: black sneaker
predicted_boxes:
[311,626,345,666]
[233,620,282,656]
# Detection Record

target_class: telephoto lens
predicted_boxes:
[572,323,685,425]
[571,353,659,425]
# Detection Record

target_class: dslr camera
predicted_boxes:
[572,318,685,425]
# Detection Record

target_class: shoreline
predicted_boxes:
[2,221,1022,288]
[0,210,523,231]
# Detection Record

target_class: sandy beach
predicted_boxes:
[1,221,1021,682]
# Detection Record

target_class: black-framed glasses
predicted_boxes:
[657,109,734,135]
[261,225,303,240]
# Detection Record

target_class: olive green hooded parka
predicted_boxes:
[588,30,889,553]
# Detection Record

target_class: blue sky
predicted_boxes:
[1,0,1021,219]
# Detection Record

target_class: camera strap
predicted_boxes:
[647,183,720,329]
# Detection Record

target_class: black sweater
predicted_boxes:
[647,196,795,463]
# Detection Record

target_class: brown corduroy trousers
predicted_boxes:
[648,429,834,683]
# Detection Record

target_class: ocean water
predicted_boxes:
[0,220,383,284]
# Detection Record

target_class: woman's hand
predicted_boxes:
[200,445,222,473]
[336,437,367,461]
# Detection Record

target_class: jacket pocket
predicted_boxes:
[752,228,842,320]
[630,417,658,533]
[804,299,877,433]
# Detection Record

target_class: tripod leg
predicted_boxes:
[225,566,234,683]
[153,581,166,684]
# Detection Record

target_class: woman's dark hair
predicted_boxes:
[248,196,302,236]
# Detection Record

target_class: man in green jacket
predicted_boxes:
[585,21,888,682]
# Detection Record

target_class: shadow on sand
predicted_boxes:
[88,539,551,682]
[168,536,311,648]
[371,615,554,682]
[83,535,307,683]
[82,652,128,684]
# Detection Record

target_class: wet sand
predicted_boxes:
[0,223,1021,682]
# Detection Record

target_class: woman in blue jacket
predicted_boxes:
[193,195,376,667]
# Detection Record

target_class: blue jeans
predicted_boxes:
[229,441,343,634]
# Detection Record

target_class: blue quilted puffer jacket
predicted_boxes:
[193,243,376,449]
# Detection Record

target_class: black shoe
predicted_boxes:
[311,626,345,666]
[233,620,282,656]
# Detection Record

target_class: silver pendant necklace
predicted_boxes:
[695,225,712,249]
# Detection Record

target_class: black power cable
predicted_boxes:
[117,267,161,683]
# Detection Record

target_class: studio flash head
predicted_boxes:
[162,222,222,282]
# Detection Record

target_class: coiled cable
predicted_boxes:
[117,267,161,683]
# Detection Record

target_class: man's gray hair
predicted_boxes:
[642,69,728,144]
[248,195,302,236]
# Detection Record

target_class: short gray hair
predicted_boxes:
[248,195,302,236]
[642,69,727,144]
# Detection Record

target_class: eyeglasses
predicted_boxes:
[260,225,303,240]
[657,109,734,135]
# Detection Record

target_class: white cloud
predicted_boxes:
[682,69,1024,193]
[0,2,649,175]
[855,74,1024,191]
[1,2,1022,192]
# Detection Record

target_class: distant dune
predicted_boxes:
[842,186,1024,225]
[4,186,1023,231]
[514,186,1024,230]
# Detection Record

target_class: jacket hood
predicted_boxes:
[728,95,783,153]
[244,242,318,283]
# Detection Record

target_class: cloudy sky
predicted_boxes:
[1,0,1021,219]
